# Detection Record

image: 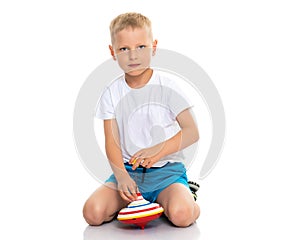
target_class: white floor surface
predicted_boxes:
[84,216,201,240]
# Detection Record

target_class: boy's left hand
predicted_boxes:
[129,144,163,170]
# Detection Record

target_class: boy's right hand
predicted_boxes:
[116,174,139,202]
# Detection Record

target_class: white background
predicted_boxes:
[1,0,299,239]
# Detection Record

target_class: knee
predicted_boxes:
[167,204,199,227]
[83,200,106,226]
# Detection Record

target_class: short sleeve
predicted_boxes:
[95,87,115,119]
[166,79,193,119]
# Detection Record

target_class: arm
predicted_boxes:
[129,108,199,169]
[104,119,138,201]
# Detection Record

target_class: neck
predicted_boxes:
[125,68,153,89]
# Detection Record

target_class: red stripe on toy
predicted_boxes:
[118,206,160,215]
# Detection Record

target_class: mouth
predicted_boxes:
[128,63,141,68]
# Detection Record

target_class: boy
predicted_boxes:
[83,12,200,227]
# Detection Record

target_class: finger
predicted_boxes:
[129,156,135,164]
[132,161,139,170]
[140,158,148,167]
[119,191,132,202]
[119,184,134,201]
[130,157,139,165]
[145,159,154,168]
[140,158,151,168]
[125,182,139,201]
[126,190,138,201]
[128,185,138,200]
[121,188,136,202]
[146,163,153,168]
[129,151,144,164]
[132,158,144,170]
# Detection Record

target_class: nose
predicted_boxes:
[128,49,138,60]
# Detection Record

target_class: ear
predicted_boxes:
[152,40,158,56]
[109,45,116,60]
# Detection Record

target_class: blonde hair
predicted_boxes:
[109,12,152,44]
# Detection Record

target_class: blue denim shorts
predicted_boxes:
[105,162,189,202]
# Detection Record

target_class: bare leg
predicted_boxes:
[156,183,200,227]
[83,182,129,226]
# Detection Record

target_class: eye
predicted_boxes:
[137,45,146,49]
[119,47,129,52]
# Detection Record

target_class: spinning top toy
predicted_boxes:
[117,193,164,229]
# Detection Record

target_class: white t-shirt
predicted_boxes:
[95,69,192,167]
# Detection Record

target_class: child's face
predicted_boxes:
[110,27,156,77]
